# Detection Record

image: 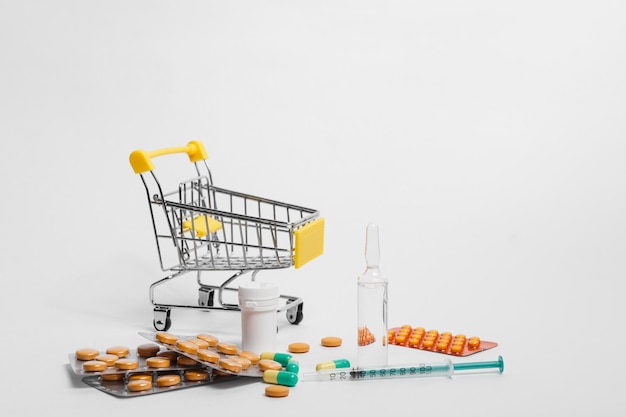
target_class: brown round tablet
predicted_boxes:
[146,356,170,368]
[156,374,181,387]
[75,348,99,361]
[127,379,152,392]
[288,342,310,353]
[177,355,199,366]
[137,343,160,357]
[83,360,108,372]
[265,385,289,397]
[321,336,342,347]
[157,350,179,360]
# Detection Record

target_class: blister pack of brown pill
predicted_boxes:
[69,343,235,397]
[81,368,235,397]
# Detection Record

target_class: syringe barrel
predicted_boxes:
[302,360,453,382]
[301,356,504,382]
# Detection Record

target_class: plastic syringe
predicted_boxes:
[301,356,504,382]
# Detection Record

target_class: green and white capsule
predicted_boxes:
[260,352,293,367]
[315,359,351,371]
[286,358,300,373]
[263,370,298,387]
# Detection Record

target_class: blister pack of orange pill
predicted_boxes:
[69,343,235,397]
[388,325,498,357]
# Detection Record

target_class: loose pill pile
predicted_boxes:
[72,332,354,398]
[142,332,301,394]
[388,325,498,357]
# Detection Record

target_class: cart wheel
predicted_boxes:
[286,299,304,325]
[198,287,215,307]
[153,308,172,331]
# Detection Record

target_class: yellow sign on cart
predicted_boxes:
[294,217,325,269]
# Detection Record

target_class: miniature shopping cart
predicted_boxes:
[129,141,324,331]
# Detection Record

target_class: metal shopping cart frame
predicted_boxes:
[130,141,324,331]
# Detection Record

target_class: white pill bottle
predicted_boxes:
[238,281,280,354]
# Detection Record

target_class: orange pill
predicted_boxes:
[114,358,139,370]
[95,354,118,367]
[128,373,153,382]
[216,343,239,355]
[156,374,181,387]
[468,337,481,348]
[238,351,261,364]
[197,349,220,363]
[75,348,99,361]
[451,344,464,354]
[176,340,199,355]
[146,356,171,368]
[197,334,219,347]
[436,342,449,351]
[408,337,422,347]
[265,385,290,398]
[229,356,252,370]
[422,339,435,349]
[127,379,153,392]
[219,358,242,373]
[156,332,178,345]
[288,342,310,353]
[106,346,129,358]
[188,338,210,350]
[258,359,282,371]
[185,370,210,381]
[83,360,108,372]
[321,337,343,347]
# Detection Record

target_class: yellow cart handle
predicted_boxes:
[129,140,208,174]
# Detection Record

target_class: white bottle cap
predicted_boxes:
[238,281,280,310]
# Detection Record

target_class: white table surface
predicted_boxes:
[1,1,625,415]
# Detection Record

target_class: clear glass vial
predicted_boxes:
[357,223,388,368]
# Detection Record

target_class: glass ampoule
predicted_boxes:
[357,223,388,368]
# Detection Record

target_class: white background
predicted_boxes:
[1,0,625,415]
